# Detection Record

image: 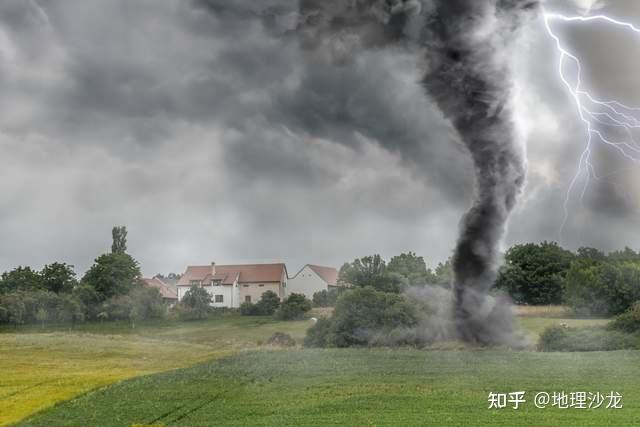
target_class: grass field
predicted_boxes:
[0,316,313,426]
[20,349,640,426]
[0,312,619,426]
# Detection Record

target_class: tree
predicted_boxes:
[387,252,437,286]
[564,261,640,316]
[495,242,574,305]
[255,290,280,315]
[0,293,26,327]
[608,247,640,262]
[102,284,165,326]
[434,259,453,286]
[338,255,406,293]
[0,266,42,293]
[41,263,77,294]
[81,253,141,300]
[176,285,212,320]
[276,293,312,320]
[312,288,343,307]
[305,287,420,348]
[111,226,128,254]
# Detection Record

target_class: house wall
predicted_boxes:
[287,265,328,299]
[177,283,240,308]
[239,282,282,304]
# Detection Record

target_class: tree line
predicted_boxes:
[0,227,165,327]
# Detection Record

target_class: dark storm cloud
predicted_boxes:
[0,0,639,277]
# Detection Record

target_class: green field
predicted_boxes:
[0,316,312,426]
[0,313,628,426]
[20,349,640,426]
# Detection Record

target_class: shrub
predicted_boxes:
[328,287,419,347]
[538,325,636,352]
[276,293,312,320]
[304,317,332,347]
[240,291,281,316]
[563,261,640,316]
[609,302,640,333]
[240,301,258,316]
[102,285,165,325]
[537,325,569,351]
[312,288,342,307]
[266,332,296,347]
[304,287,421,348]
[176,286,212,321]
[255,291,280,315]
[0,290,85,325]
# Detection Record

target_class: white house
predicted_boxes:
[287,264,339,299]
[176,262,288,308]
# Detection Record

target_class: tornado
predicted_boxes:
[423,0,538,344]
[295,0,538,344]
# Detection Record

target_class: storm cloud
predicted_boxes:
[0,0,639,276]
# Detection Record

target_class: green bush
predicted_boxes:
[0,290,85,326]
[102,285,165,325]
[239,301,258,316]
[609,302,640,333]
[538,325,636,352]
[266,332,296,347]
[312,288,342,307]
[240,291,281,316]
[176,286,212,321]
[276,293,312,320]
[255,291,280,315]
[563,261,640,316]
[304,287,421,348]
[304,317,332,347]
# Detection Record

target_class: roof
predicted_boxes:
[290,264,339,286]
[142,277,178,300]
[177,263,286,286]
[308,265,338,286]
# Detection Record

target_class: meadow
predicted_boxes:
[20,349,640,426]
[0,310,623,426]
[0,316,312,426]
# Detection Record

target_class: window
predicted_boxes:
[190,280,200,286]
[215,295,223,303]
[245,295,251,303]
[259,284,264,287]
[211,280,222,286]
[243,284,249,288]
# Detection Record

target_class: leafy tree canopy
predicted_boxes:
[496,241,574,305]
[387,252,437,286]
[0,266,42,294]
[41,262,77,294]
[111,226,128,254]
[81,253,141,300]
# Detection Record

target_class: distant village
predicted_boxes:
[143,263,339,308]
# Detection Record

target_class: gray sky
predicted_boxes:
[1,0,639,277]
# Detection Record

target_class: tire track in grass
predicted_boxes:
[166,393,225,425]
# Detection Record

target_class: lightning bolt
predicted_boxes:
[542,10,640,235]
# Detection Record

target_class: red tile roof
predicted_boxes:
[308,265,338,286]
[177,264,286,287]
[142,277,178,300]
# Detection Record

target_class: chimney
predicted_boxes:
[211,262,216,277]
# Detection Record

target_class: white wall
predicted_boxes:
[177,283,240,308]
[287,265,328,299]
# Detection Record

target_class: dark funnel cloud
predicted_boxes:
[295,0,539,344]
[422,0,538,344]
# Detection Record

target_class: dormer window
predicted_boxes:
[211,279,222,286]
[190,280,201,286]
